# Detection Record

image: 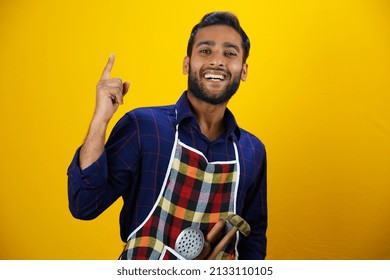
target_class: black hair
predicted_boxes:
[187,12,250,62]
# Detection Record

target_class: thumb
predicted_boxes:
[123,81,130,96]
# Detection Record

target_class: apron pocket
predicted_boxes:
[160,245,186,260]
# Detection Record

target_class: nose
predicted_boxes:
[208,51,225,67]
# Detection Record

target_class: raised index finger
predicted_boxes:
[100,54,115,80]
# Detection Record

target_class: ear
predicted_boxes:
[183,56,190,75]
[241,63,248,81]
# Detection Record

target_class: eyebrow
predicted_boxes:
[196,40,241,53]
[223,42,240,53]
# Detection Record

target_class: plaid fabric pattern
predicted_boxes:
[161,248,182,260]
[68,93,267,259]
[122,140,238,260]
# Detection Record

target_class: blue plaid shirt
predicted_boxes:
[67,92,267,259]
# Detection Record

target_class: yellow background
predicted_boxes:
[1,0,389,259]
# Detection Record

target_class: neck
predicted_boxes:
[187,92,226,141]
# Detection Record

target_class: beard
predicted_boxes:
[187,65,242,105]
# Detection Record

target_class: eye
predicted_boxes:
[225,51,237,57]
[199,49,211,55]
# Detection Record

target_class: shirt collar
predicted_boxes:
[175,91,241,141]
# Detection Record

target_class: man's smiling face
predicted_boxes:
[183,25,248,105]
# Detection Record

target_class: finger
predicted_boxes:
[123,81,130,96]
[107,91,121,105]
[100,54,115,80]
[115,82,130,104]
[106,85,125,105]
[102,78,123,88]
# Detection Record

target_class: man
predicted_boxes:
[67,11,267,260]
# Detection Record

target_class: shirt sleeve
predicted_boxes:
[238,147,268,260]
[67,113,140,220]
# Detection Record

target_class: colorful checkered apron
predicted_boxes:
[120,124,240,260]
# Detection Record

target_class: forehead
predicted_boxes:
[193,25,243,49]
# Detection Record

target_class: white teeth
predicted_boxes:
[204,73,224,80]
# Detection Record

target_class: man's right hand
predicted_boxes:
[94,54,130,124]
[79,55,130,170]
